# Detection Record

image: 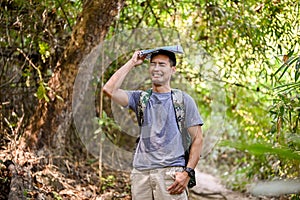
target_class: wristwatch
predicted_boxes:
[184,167,195,178]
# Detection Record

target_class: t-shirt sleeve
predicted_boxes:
[126,90,142,114]
[184,93,204,128]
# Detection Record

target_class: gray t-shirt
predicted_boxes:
[127,90,203,170]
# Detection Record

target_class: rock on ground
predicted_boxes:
[189,168,260,200]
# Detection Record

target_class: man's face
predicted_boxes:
[149,54,176,86]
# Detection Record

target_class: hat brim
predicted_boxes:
[139,45,184,58]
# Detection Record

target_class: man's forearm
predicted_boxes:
[103,51,145,107]
[186,126,203,169]
[102,60,135,97]
[187,138,202,169]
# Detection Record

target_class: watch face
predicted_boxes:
[190,170,195,177]
[185,168,195,177]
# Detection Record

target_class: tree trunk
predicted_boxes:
[24,0,124,153]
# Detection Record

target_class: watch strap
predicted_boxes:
[184,167,195,177]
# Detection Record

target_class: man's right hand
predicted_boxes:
[130,51,146,67]
[103,51,146,107]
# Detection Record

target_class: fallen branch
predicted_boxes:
[190,189,228,200]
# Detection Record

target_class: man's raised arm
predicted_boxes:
[102,51,145,106]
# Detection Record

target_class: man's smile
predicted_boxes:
[152,72,163,78]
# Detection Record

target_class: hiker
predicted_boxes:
[103,47,204,200]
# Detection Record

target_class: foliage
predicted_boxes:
[220,51,300,191]
[101,175,116,191]
[52,191,63,200]
[95,111,122,143]
[0,0,81,138]
[221,141,300,161]
[1,0,300,197]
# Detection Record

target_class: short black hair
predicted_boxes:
[150,50,176,66]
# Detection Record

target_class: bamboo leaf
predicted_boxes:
[273,82,300,90]
[295,57,300,82]
[220,140,300,161]
[274,56,298,81]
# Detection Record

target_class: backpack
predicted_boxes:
[137,88,196,188]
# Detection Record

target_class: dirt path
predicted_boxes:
[189,169,260,200]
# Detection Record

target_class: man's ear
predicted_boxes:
[172,66,176,74]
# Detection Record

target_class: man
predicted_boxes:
[103,48,203,200]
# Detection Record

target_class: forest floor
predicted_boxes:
[189,169,264,200]
[0,143,276,200]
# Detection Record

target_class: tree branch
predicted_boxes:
[56,0,72,31]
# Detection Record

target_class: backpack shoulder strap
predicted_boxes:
[172,89,191,166]
[137,89,152,126]
[171,89,185,133]
[137,88,185,131]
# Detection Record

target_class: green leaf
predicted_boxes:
[36,84,46,100]
[295,57,300,82]
[36,83,49,102]
[274,56,298,81]
[273,82,300,90]
[220,140,300,161]
[274,82,300,93]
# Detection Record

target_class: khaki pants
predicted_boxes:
[130,167,189,200]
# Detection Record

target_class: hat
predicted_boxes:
[139,45,184,58]
[139,45,184,66]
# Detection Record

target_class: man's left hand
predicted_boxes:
[167,171,190,194]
